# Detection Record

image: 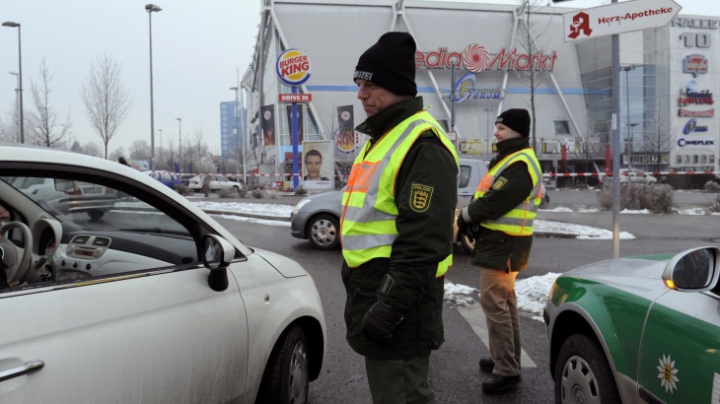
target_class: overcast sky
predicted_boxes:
[0,0,714,157]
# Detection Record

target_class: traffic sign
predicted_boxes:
[563,0,681,42]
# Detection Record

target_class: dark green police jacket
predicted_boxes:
[341,97,458,359]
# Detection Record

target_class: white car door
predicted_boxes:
[0,176,249,404]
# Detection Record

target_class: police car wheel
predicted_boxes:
[554,334,620,404]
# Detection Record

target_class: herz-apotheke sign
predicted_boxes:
[563,0,682,42]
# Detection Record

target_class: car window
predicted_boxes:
[2,176,197,293]
[458,165,471,189]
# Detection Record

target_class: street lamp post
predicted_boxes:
[621,64,637,168]
[3,21,24,143]
[158,129,163,170]
[145,4,162,171]
[230,86,245,185]
[176,118,182,172]
[9,71,19,142]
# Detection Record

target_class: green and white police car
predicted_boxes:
[544,246,720,404]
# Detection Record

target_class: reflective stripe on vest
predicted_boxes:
[341,110,459,276]
[473,149,543,236]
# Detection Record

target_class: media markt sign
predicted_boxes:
[563,0,682,42]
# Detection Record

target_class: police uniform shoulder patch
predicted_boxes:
[492,176,508,190]
[410,183,434,213]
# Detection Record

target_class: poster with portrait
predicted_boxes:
[261,104,275,147]
[336,105,357,155]
[285,105,304,146]
[302,140,334,190]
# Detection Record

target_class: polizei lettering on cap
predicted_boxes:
[354,71,373,81]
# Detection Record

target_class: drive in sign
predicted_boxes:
[564,0,682,42]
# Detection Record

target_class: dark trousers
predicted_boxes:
[365,352,434,404]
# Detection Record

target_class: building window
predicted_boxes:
[553,120,570,135]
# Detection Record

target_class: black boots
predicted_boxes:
[479,357,521,393]
[482,374,521,393]
[479,357,495,372]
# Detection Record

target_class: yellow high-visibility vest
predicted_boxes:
[473,148,543,236]
[341,110,458,276]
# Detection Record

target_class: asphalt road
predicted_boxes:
[211,190,720,404]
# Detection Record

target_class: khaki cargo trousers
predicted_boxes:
[479,266,521,377]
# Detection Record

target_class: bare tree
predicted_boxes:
[82,55,132,159]
[27,59,72,148]
[641,104,674,174]
[1,99,21,143]
[82,141,103,158]
[129,139,151,161]
[109,147,126,162]
[183,129,213,172]
[569,115,603,186]
[515,0,547,151]
[0,115,13,142]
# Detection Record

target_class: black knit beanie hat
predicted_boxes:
[495,108,531,137]
[353,32,417,97]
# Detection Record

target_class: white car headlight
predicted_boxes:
[293,198,312,215]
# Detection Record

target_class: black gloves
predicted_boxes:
[362,300,404,345]
[456,213,469,235]
[457,210,478,241]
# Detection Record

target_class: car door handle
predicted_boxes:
[0,360,45,382]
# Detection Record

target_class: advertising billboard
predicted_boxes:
[302,140,334,190]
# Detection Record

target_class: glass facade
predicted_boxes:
[220,101,247,164]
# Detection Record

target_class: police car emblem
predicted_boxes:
[410,183,434,213]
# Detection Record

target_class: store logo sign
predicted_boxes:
[678,90,713,106]
[453,73,501,102]
[683,54,708,77]
[683,118,709,135]
[672,18,720,29]
[678,138,714,147]
[276,49,312,86]
[678,108,714,117]
[568,12,593,39]
[414,45,557,73]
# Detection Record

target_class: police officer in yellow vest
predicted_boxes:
[456,108,543,394]
[341,32,459,404]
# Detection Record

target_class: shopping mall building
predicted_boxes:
[237,0,719,185]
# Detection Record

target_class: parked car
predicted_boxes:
[147,170,182,188]
[189,174,243,193]
[620,168,658,185]
[545,246,720,404]
[0,143,326,404]
[290,158,488,252]
[10,176,116,220]
[179,173,196,186]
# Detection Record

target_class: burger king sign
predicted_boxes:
[276,48,312,86]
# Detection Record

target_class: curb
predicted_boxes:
[200,209,577,238]
[202,209,291,222]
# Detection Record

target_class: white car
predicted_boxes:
[620,168,658,185]
[9,176,116,220]
[189,174,243,193]
[0,143,326,404]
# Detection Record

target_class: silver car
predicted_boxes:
[0,143,326,404]
[290,158,490,251]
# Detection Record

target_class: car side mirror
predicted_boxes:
[662,247,719,291]
[202,234,236,292]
